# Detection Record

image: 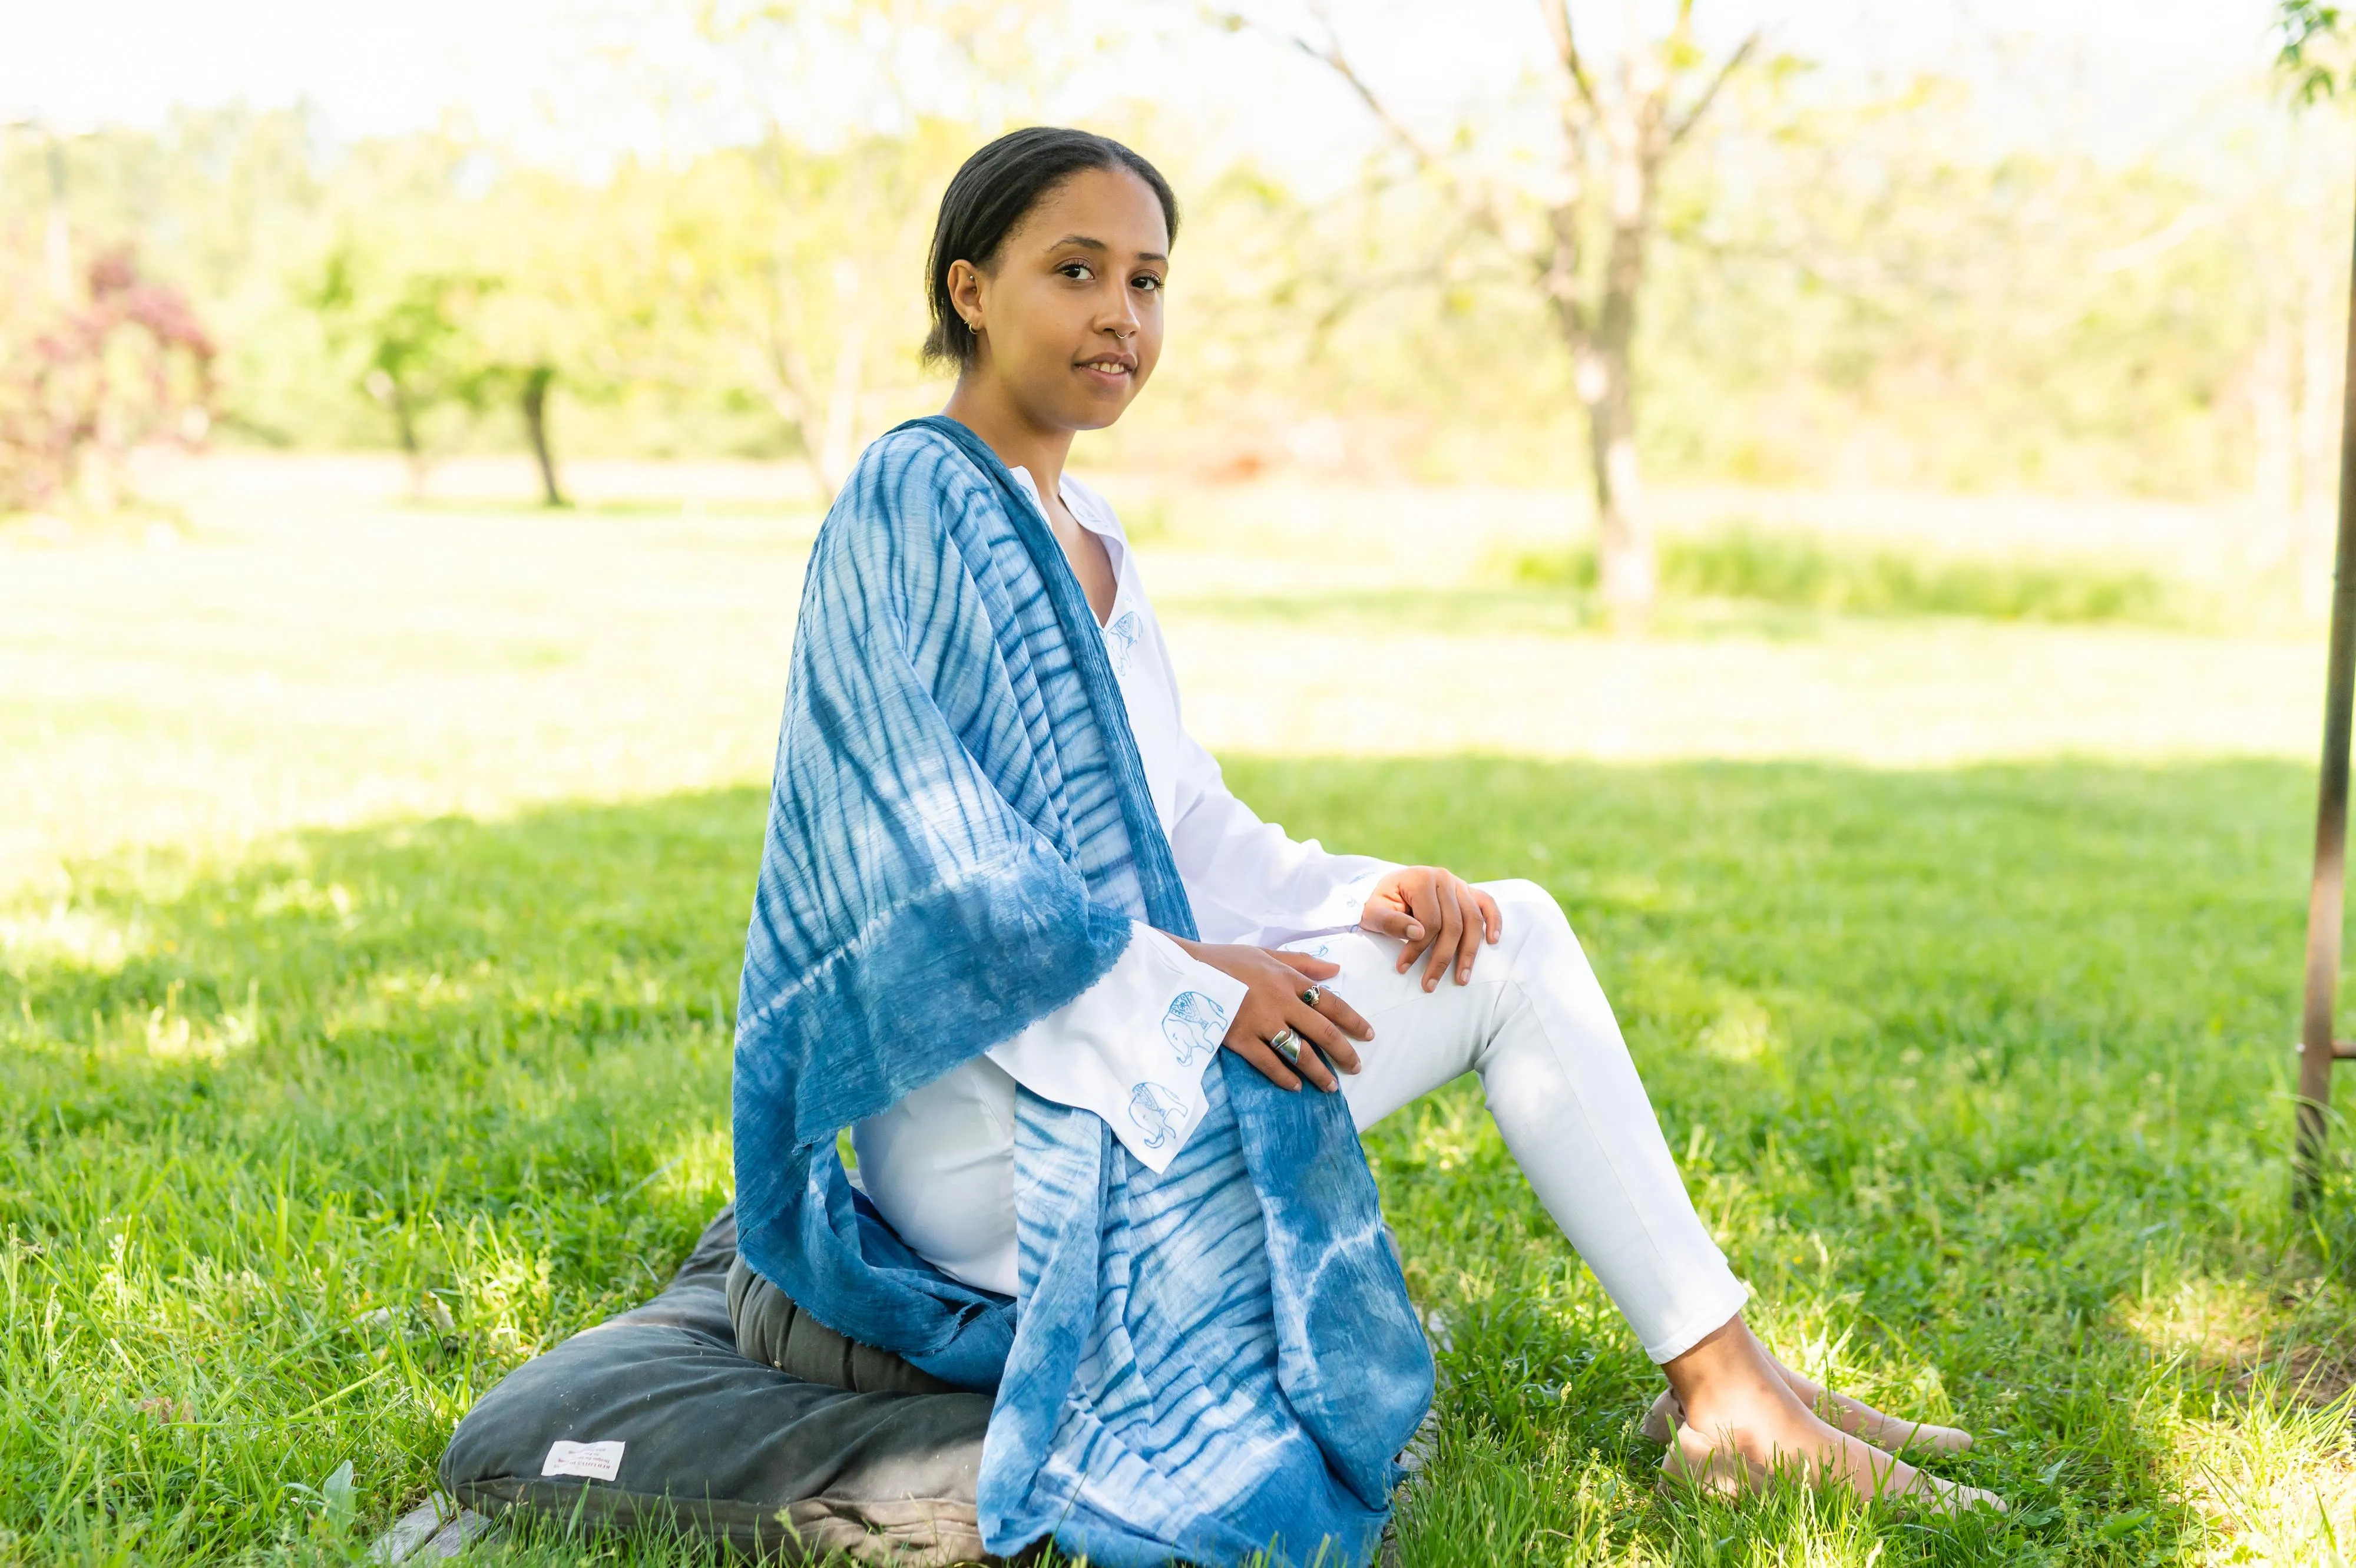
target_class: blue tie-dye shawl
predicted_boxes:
[732,416,1433,1567]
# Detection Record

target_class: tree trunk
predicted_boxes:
[1582,342,1653,631]
[1587,113,1660,635]
[520,365,564,507]
[389,382,426,501]
[2302,211,2347,616]
[818,262,866,501]
[753,363,832,504]
[43,137,72,303]
[755,263,841,504]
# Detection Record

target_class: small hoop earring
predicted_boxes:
[967,319,980,335]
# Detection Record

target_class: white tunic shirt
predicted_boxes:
[849,468,1391,1295]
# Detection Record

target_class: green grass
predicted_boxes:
[1167,584,1857,641]
[1,477,2350,1564]
[3,757,2351,1564]
[1508,527,2185,626]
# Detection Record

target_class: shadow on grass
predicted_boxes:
[4,755,2352,1563]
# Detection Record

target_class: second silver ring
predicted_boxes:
[1298,985,1324,1008]
[1267,1027,1303,1067]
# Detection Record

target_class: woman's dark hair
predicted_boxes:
[922,127,1180,369]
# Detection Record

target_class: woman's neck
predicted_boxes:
[941,376,1075,498]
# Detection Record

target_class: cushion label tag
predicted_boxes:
[541,1440,625,1481]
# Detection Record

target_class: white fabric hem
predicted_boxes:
[1640,1278,1752,1365]
[985,927,1246,1172]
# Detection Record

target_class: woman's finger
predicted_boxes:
[1232,1036,1302,1092]
[1451,882,1484,984]
[1293,1004,1361,1077]
[1358,905,1424,945]
[1475,888,1503,944]
[1306,984,1374,1043]
[1271,950,1341,981]
[1421,884,1464,991]
[1395,869,1440,975]
[1279,1025,1342,1091]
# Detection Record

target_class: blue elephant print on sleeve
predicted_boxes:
[1161,990,1227,1067]
[1127,1080,1189,1151]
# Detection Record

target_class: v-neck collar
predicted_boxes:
[1009,466,1129,630]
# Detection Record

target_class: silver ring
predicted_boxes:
[1298,985,1324,1008]
[1267,1027,1302,1067]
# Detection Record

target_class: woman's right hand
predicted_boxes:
[1172,940,1373,1092]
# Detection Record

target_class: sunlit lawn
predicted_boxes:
[2,464,2351,1564]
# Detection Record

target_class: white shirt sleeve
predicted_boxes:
[1167,729,1397,949]
[985,924,1247,1172]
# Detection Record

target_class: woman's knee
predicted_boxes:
[1480,877,1606,988]
[1484,878,1576,944]
[727,1255,956,1395]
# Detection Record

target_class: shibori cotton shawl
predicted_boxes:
[730,415,1434,1566]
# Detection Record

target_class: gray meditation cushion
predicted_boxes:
[436,1206,996,1564]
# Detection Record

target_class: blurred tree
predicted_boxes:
[466,169,629,508]
[2274,0,2356,1206]
[308,246,495,498]
[0,48,2313,518]
[686,0,1088,500]
[0,245,215,514]
[2282,1,2356,101]
[1639,77,2274,495]
[518,364,562,507]
[666,136,944,501]
[1225,0,1758,631]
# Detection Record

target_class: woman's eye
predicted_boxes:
[1132,274,1162,293]
[1059,262,1093,280]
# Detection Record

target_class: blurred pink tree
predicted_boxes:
[0,246,216,514]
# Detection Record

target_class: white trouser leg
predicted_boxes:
[1286,879,1748,1363]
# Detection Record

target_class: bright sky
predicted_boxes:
[0,0,2292,183]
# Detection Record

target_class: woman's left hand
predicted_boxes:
[1359,867,1501,991]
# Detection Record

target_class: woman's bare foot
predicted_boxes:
[1763,1350,1973,1456]
[1661,1422,2006,1516]
[1640,1354,1973,1457]
[1654,1314,2004,1515]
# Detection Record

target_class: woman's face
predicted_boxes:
[950,166,1169,432]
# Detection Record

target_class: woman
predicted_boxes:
[730,127,2001,1567]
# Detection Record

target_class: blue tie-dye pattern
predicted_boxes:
[732,416,1432,1567]
[1161,988,1227,1066]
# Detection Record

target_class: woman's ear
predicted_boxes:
[947,259,984,336]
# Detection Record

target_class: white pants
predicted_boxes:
[854,879,1748,1363]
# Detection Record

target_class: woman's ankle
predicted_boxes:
[1663,1316,1774,1405]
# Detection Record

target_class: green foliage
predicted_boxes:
[1510,527,2181,625]
[2279,1,2356,102]
[307,245,498,458]
[1635,75,2289,499]
[0,64,2329,501]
